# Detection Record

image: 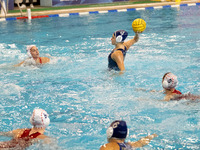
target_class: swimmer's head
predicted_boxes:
[106,120,128,140]
[113,30,128,43]
[162,72,178,90]
[26,45,36,58]
[30,109,50,128]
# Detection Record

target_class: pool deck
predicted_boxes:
[1,0,199,18]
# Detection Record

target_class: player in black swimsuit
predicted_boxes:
[108,30,139,73]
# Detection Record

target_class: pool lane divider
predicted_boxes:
[0,2,200,21]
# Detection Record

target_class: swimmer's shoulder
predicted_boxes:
[163,95,172,101]
[99,142,119,150]
[12,128,28,138]
[111,50,124,61]
[40,57,50,63]
[123,43,129,50]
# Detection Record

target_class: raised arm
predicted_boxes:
[124,32,139,50]
[128,133,158,148]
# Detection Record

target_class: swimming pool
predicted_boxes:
[0,4,200,150]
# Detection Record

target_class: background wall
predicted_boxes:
[52,0,129,7]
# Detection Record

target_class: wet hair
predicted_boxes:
[162,72,171,82]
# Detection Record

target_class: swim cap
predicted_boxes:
[162,73,178,90]
[26,45,36,58]
[30,109,50,128]
[114,30,128,43]
[106,120,128,139]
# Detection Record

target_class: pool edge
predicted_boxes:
[0,0,199,21]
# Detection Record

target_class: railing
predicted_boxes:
[0,0,23,18]
[0,0,7,17]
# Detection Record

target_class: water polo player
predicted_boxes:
[15,45,50,67]
[99,120,157,150]
[0,109,51,149]
[108,30,139,73]
[162,72,200,101]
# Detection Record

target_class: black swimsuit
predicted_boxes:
[108,46,127,71]
[118,142,133,150]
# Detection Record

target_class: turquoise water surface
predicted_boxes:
[0,5,200,150]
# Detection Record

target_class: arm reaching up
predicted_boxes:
[124,32,139,50]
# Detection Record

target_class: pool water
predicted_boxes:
[0,5,200,150]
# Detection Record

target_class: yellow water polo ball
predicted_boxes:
[132,18,146,33]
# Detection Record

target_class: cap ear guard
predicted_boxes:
[114,30,128,43]
[106,120,128,139]
[106,126,129,139]
[106,127,114,139]
[126,128,129,138]
[116,35,123,43]
[162,80,169,89]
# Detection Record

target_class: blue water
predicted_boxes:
[0,5,200,150]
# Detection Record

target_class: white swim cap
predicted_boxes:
[26,45,36,58]
[162,73,178,90]
[30,109,50,128]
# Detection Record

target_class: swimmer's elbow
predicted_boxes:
[116,60,125,72]
[119,68,125,75]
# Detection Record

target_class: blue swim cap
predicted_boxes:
[106,120,128,139]
[114,30,128,43]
